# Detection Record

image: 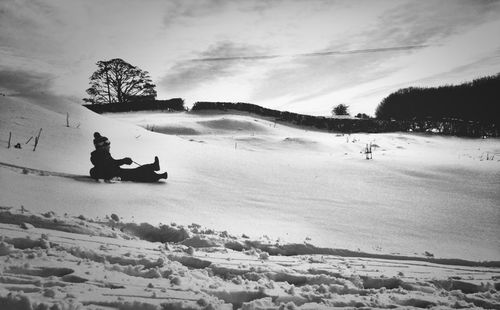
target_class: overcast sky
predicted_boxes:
[1,0,500,115]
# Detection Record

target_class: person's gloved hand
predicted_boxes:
[123,157,133,165]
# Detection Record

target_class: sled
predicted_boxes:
[1,162,167,184]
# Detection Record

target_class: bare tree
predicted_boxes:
[84,58,157,105]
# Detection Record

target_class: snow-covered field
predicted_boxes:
[107,111,500,261]
[1,95,500,309]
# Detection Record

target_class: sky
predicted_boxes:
[1,0,500,116]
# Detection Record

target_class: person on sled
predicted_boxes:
[90,132,168,182]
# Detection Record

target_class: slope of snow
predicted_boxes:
[1,95,500,309]
[1,96,499,262]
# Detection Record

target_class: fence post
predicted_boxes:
[33,128,42,151]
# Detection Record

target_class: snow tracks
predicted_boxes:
[0,209,499,310]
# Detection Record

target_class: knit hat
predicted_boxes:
[93,132,110,149]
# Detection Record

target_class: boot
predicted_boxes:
[153,156,160,171]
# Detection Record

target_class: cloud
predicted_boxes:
[2,0,498,115]
[188,45,427,62]
[0,0,63,55]
[0,69,55,97]
[162,0,285,27]
[163,0,229,26]
[248,43,427,106]
[0,68,82,111]
[358,0,500,48]
[248,0,500,112]
[159,41,269,92]
[160,38,427,100]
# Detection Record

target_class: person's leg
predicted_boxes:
[119,165,167,182]
[148,171,167,182]
[137,166,167,182]
[118,168,135,181]
[148,171,168,182]
[90,167,115,181]
[89,167,98,180]
[135,165,156,182]
[141,163,157,171]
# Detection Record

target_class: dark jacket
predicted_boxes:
[90,150,130,179]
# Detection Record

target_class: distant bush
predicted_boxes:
[375,73,500,124]
[355,113,371,119]
[332,104,350,116]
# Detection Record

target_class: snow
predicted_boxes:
[0,209,499,309]
[1,94,500,309]
[2,97,499,260]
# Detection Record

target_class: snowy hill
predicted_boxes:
[1,94,500,309]
[1,96,499,261]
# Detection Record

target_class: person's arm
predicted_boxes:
[116,157,132,166]
[92,151,129,168]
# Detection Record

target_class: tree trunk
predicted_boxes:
[105,69,112,104]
